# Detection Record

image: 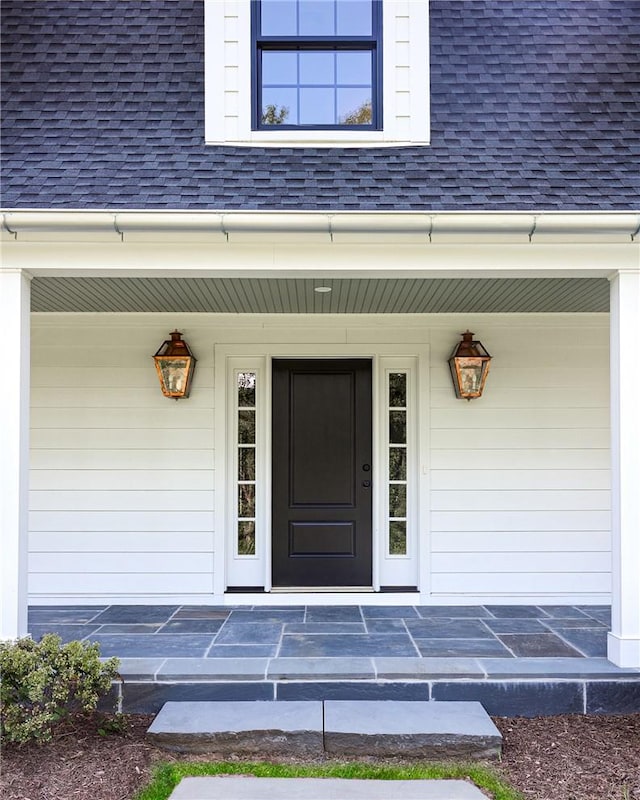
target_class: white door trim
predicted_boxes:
[214,342,430,595]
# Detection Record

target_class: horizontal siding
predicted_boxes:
[431,510,610,532]
[30,491,214,512]
[430,490,610,512]
[30,317,216,599]
[30,511,214,532]
[29,573,215,595]
[30,531,213,553]
[429,469,610,491]
[430,573,611,595]
[30,552,210,573]
[430,386,609,409]
[31,450,215,470]
[431,531,611,553]
[32,429,214,450]
[431,552,610,574]
[29,313,611,604]
[428,321,610,602]
[30,470,214,491]
[430,449,610,470]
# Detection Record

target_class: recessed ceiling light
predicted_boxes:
[314,286,332,293]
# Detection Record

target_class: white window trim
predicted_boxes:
[204,0,430,148]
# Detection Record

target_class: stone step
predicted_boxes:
[147,700,502,760]
[324,700,502,759]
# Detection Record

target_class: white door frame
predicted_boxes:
[214,342,430,597]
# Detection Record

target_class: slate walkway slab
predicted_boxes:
[169,777,487,800]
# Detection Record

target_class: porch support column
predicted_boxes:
[0,269,31,639]
[608,268,640,667]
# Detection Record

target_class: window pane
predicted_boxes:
[238,447,256,481]
[338,89,371,124]
[389,484,407,518]
[237,372,256,407]
[389,411,406,443]
[238,484,256,517]
[299,51,335,85]
[261,0,297,35]
[299,87,335,124]
[336,51,371,85]
[261,88,297,125]
[389,447,406,481]
[337,0,372,35]
[238,410,256,443]
[389,521,407,555]
[262,52,298,86]
[299,0,335,35]
[238,521,256,555]
[389,372,407,407]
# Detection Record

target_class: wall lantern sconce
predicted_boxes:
[153,330,197,399]
[448,330,492,400]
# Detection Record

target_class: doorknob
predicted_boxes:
[362,464,370,471]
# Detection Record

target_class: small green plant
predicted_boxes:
[0,634,120,744]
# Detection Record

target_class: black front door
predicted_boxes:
[272,359,372,587]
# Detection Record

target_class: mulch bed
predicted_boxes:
[1,712,639,800]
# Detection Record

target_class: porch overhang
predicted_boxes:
[2,210,639,282]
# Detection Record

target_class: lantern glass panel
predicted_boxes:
[156,357,190,395]
[458,358,484,395]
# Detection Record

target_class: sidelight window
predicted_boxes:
[236,371,257,556]
[387,371,408,555]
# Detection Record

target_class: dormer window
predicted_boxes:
[253,0,382,130]
[204,0,430,147]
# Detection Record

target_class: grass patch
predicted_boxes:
[134,760,523,800]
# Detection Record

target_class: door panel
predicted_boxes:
[272,359,372,587]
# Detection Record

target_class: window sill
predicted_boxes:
[206,131,430,148]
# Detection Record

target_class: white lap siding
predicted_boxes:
[29,313,610,604]
[428,319,610,603]
[29,317,215,602]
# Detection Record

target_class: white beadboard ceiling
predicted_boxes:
[31,276,609,314]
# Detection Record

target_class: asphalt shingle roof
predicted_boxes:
[1,0,638,210]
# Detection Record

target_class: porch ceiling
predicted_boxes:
[31,276,609,314]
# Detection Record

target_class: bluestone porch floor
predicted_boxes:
[28,604,640,716]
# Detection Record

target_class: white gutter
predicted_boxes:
[2,210,639,242]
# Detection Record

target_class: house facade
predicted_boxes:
[1,1,639,667]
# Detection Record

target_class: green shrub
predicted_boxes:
[0,633,120,744]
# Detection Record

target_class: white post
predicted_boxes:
[0,269,31,639]
[608,269,640,667]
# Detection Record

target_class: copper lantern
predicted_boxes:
[448,330,492,400]
[153,330,197,399]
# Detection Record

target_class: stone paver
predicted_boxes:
[323,700,502,760]
[169,777,486,800]
[147,701,323,754]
